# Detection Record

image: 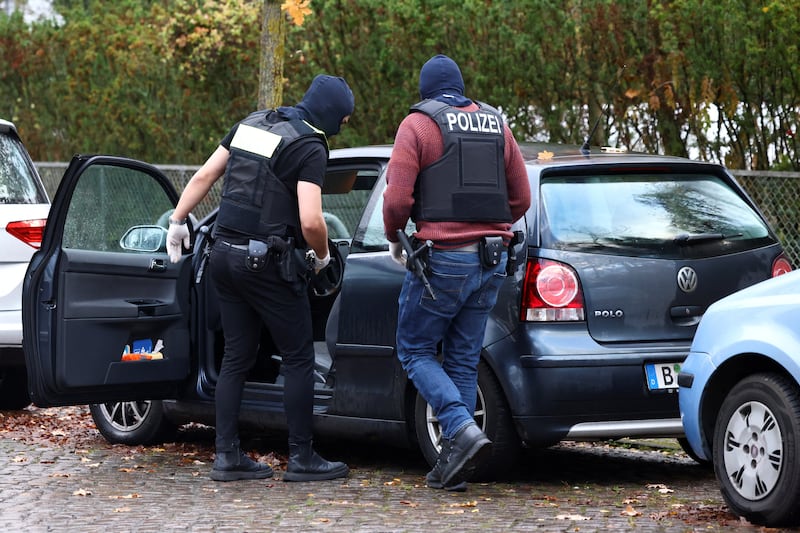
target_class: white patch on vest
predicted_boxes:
[444,112,501,134]
[230,124,282,158]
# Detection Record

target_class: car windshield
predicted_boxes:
[0,132,47,204]
[540,172,775,259]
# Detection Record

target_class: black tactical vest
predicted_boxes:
[410,100,512,223]
[216,110,327,242]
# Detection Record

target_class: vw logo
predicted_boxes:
[677,266,698,293]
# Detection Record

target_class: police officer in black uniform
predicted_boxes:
[167,75,354,482]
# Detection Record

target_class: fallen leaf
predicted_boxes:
[450,501,478,508]
[555,513,590,521]
[621,505,641,517]
[400,500,418,507]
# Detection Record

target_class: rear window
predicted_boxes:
[540,171,775,259]
[0,131,47,204]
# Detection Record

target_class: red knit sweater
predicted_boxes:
[383,102,531,247]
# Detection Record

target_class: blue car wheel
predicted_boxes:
[713,373,800,527]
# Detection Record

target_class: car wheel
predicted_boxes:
[89,400,177,445]
[0,368,31,410]
[677,437,711,467]
[413,360,521,481]
[712,373,800,527]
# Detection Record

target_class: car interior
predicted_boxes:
[201,166,383,388]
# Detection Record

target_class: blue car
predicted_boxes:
[679,269,800,527]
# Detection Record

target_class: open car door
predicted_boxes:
[23,155,193,406]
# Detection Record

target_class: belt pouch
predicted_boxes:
[246,239,269,271]
[479,236,504,267]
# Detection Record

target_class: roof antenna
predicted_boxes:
[581,64,626,155]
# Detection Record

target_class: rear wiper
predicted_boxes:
[673,232,743,244]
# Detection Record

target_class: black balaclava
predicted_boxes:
[278,75,354,137]
[418,54,472,107]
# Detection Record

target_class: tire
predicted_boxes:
[0,368,31,410]
[89,400,177,445]
[413,360,521,481]
[677,437,711,467]
[712,373,800,527]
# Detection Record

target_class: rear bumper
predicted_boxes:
[485,328,688,446]
[0,309,23,349]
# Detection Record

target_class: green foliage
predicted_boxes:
[1,1,261,163]
[1,0,799,169]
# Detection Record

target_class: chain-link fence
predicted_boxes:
[34,162,800,267]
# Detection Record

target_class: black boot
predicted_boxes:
[440,422,491,487]
[425,439,467,492]
[210,441,274,482]
[283,442,349,482]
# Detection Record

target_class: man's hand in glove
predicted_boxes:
[389,241,406,266]
[167,219,190,263]
[313,253,330,274]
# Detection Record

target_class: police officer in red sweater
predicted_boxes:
[383,55,531,490]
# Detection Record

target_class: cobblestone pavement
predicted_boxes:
[0,407,791,532]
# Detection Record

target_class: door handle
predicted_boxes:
[149,258,167,273]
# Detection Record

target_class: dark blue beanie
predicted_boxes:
[291,75,354,137]
[418,54,472,107]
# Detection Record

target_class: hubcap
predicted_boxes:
[97,401,153,432]
[722,400,783,500]
[426,387,486,454]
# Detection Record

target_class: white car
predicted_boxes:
[0,119,49,409]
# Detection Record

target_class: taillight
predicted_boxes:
[520,258,585,322]
[772,253,792,277]
[6,219,46,248]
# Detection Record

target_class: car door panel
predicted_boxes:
[55,249,190,388]
[327,168,408,419]
[23,155,191,406]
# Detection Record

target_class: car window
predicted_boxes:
[322,166,382,240]
[63,164,173,252]
[540,172,775,259]
[0,132,47,204]
[358,177,415,250]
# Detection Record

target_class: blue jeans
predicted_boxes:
[396,248,507,440]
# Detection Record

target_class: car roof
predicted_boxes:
[330,142,719,169]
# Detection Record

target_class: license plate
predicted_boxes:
[645,362,682,390]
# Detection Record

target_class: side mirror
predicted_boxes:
[120,225,168,252]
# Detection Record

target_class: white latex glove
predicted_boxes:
[167,221,190,263]
[314,252,331,274]
[389,241,406,266]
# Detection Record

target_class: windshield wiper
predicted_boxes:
[673,232,743,245]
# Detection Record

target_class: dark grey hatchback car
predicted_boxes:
[23,144,790,478]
